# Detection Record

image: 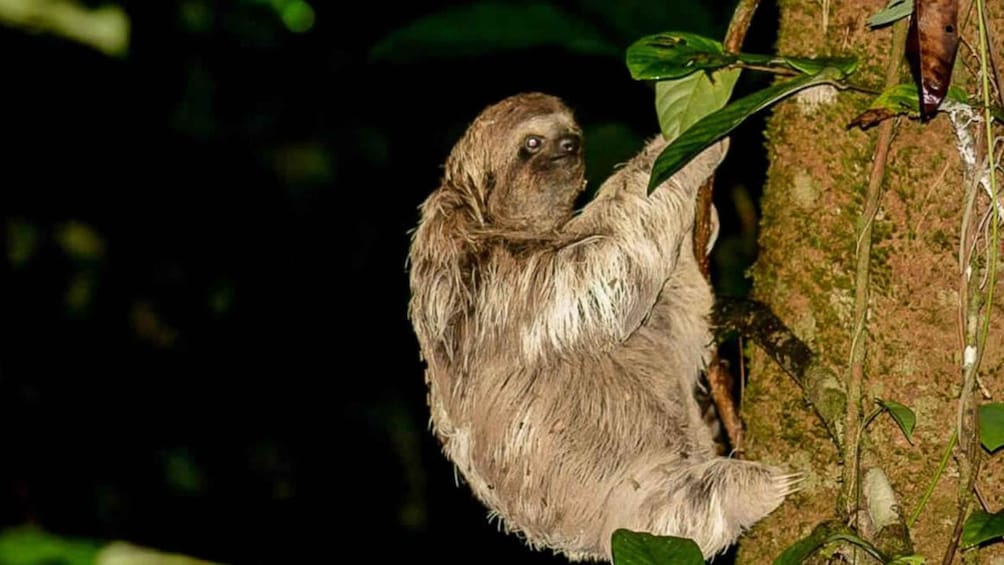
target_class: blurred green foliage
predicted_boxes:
[370,3,619,61]
[371,0,719,62]
[0,527,220,564]
[7,219,41,269]
[0,0,129,55]
[0,527,100,565]
[160,448,208,497]
[56,221,105,261]
[0,0,317,56]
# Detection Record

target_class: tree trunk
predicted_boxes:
[738,1,1004,562]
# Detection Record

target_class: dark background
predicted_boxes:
[0,1,775,562]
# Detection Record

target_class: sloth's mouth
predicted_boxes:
[549,153,579,162]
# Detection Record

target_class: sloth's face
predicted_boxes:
[487,111,586,233]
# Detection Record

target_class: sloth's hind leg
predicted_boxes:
[606,457,799,558]
[657,458,799,556]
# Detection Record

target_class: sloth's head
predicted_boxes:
[444,92,585,233]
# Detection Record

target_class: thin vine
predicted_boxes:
[698,0,762,453]
[942,0,1001,562]
[842,17,908,526]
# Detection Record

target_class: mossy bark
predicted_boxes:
[738,1,1004,562]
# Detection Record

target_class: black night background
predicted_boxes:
[0,1,773,563]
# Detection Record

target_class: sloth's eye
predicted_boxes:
[523,135,544,153]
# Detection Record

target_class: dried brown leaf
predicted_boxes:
[906,0,959,119]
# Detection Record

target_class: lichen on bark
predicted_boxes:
[738,0,1004,562]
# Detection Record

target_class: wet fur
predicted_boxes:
[408,93,795,560]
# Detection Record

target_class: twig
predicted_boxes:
[842,19,906,521]
[697,0,762,453]
[693,0,763,272]
[973,0,1000,395]
[706,360,744,455]
[913,160,954,238]
[723,0,762,53]
[942,453,982,565]
[713,296,845,447]
[911,430,959,528]
[943,1,999,561]
[735,63,800,76]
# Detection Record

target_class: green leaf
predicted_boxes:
[872,83,930,113]
[867,0,914,28]
[773,521,886,565]
[0,527,101,565]
[877,398,917,443]
[0,527,221,565]
[627,32,733,80]
[725,52,858,76]
[649,67,848,192]
[850,84,968,129]
[962,510,1004,547]
[888,556,926,565]
[369,3,619,61]
[656,69,740,142]
[991,106,1004,124]
[891,553,927,561]
[979,402,1004,451]
[610,529,703,565]
[627,31,857,81]
[874,83,967,113]
[775,55,859,76]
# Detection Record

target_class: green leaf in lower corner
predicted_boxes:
[0,527,218,565]
[773,522,843,564]
[649,67,848,193]
[867,0,914,28]
[626,32,735,81]
[773,521,885,565]
[655,69,740,142]
[979,402,1004,452]
[962,510,1004,547]
[877,398,916,443]
[610,529,703,565]
[0,527,100,565]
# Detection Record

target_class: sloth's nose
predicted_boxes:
[558,134,580,155]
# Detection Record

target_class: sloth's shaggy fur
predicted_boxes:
[408,93,796,560]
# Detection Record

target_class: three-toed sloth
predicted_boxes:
[408,92,796,561]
